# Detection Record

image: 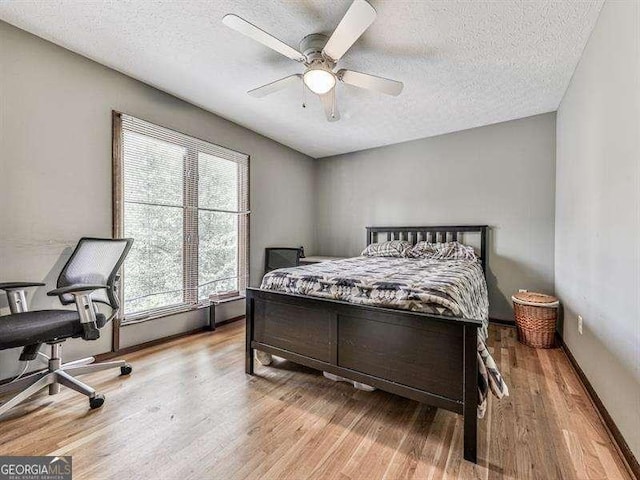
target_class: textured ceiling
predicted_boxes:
[0,1,603,158]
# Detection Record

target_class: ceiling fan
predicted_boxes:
[222,0,404,122]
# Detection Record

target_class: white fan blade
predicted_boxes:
[248,74,302,98]
[320,91,340,122]
[222,14,305,63]
[337,69,403,96]
[322,0,376,62]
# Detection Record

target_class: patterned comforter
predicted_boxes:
[260,256,508,417]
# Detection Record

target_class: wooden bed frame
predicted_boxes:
[245,225,489,463]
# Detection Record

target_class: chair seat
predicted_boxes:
[0,310,107,350]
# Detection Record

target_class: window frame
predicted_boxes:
[112,111,250,325]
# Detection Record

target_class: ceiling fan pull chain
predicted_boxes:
[302,81,306,108]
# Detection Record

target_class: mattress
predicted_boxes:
[260,256,508,417]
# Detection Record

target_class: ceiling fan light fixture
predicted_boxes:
[223,0,404,121]
[303,67,336,95]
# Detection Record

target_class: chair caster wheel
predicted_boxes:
[90,394,105,409]
[120,364,132,376]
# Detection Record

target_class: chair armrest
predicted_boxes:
[46,284,108,297]
[0,282,45,313]
[0,282,45,291]
[47,284,107,341]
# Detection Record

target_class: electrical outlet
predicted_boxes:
[577,315,583,335]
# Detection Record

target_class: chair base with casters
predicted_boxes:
[0,237,134,417]
[0,343,132,416]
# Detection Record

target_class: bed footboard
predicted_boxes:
[245,287,480,463]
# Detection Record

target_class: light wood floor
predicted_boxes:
[0,321,632,480]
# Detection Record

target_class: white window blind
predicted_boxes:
[114,113,249,323]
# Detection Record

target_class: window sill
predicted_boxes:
[121,302,209,326]
[210,295,245,306]
[120,296,246,326]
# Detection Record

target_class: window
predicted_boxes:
[112,113,249,322]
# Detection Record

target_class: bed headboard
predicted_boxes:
[366,225,489,273]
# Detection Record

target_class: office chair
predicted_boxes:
[264,247,303,276]
[0,237,133,416]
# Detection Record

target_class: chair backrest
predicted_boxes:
[264,247,302,275]
[56,237,133,310]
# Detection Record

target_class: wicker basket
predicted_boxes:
[512,291,559,348]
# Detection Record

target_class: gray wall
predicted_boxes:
[0,21,315,376]
[555,0,640,460]
[315,113,557,321]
